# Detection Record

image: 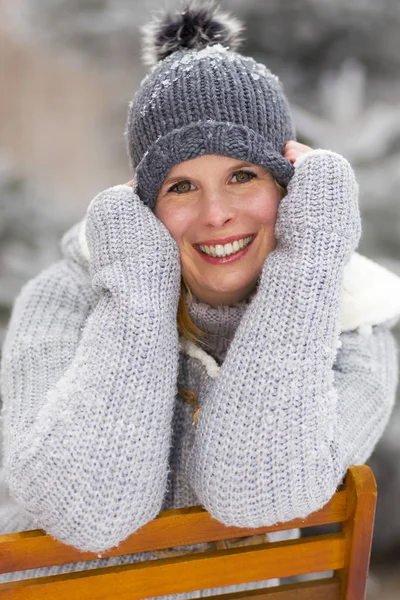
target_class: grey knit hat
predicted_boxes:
[126,3,296,209]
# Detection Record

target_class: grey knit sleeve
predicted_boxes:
[0,186,181,553]
[333,325,398,467]
[185,150,398,528]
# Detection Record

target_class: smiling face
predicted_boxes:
[154,154,282,307]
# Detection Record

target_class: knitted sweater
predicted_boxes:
[0,150,399,597]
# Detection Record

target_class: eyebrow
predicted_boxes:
[162,160,258,187]
[230,160,257,169]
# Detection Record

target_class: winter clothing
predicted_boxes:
[0,149,399,598]
[126,6,295,208]
[1,5,399,597]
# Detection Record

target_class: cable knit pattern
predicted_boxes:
[0,152,398,598]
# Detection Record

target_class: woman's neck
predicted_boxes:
[186,293,250,363]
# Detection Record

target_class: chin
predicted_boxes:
[207,274,259,298]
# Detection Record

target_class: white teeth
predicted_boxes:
[199,236,253,258]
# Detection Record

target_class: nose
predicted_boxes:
[201,189,236,229]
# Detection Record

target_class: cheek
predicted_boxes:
[154,203,194,245]
[248,192,280,226]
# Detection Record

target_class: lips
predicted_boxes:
[194,234,256,265]
[194,233,255,246]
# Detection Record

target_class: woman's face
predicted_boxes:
[155,154,282,307]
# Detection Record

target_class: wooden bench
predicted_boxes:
[0,465,377,599]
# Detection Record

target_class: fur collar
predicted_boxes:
[340,252,400,331]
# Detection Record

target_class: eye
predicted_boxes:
[168,180,195,194]
[231,170,256,184]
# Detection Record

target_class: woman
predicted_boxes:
[1,3,399,596]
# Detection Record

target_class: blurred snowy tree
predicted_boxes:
[230,0,400,90]
[289,57,400,262]
[291,58,400,164]
[4,0,400,85]
[3,0,176,70]
[0,158,71,345]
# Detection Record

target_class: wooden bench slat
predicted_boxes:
[200,576,342,600]
[336,465,377,600]
[0,466,377,599]
[0,489,347,573]
[0,534,346,599]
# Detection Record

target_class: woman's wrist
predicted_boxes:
[276,148,361,255]
[85,185,180,285]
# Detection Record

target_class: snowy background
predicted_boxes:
[0,0,399,595]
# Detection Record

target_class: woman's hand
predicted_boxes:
[276,145,361,259]
[85,185,180,299]
[284,141,313,164]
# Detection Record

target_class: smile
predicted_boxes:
[198,236,254,258]
[194,234,256,265]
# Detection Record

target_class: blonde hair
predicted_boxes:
[177,179,287,343]
[177,277,206,344]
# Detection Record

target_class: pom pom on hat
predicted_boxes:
[141,1,245,66]
[128,1,296,208]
